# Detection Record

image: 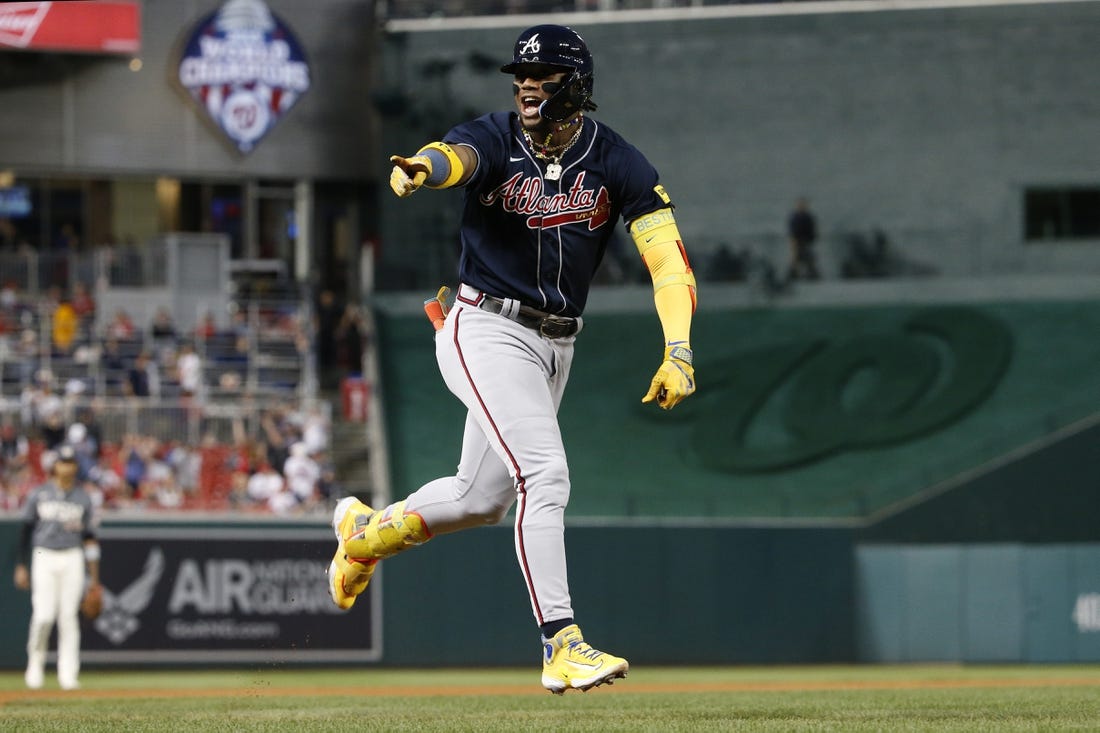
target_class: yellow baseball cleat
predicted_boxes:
[343,499,431,561]
[327,496,377,610]
[541,624,628,694]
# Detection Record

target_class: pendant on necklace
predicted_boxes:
[545,162,562,181]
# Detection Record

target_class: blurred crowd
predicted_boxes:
[0,279,313,402]
[1,397,340,516]
[0,280,352,517]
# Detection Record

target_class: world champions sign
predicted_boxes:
[177,0,311,154]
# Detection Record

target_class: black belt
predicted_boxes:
[476,296,580,339]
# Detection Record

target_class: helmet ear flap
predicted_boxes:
[577,72,597,112]
[538,70,596,122]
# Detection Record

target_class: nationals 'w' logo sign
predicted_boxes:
[643,307,1012,472]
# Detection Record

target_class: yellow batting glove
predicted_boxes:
[642,342,695,410]
[389,154,430,197]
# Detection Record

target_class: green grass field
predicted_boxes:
[2,665,1099,732]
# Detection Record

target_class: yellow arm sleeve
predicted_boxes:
[629,207,697,345]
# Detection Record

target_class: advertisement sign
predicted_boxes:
[177,0,311,154]
[81,525,380,664]
[0,186,32,218]
[0,2,140,54]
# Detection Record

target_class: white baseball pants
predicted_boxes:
[27,546,84,689]
[404,300,577,626]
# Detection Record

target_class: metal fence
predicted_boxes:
[0,243,316,403]
[0,301,314,402]
[1,394,330,448]
[0,247,169,297]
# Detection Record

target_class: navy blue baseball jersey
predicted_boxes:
[444,111,670,317]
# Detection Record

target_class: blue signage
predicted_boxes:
[82,525,381,664]
[0,185,31,217]
[177,0,311,154]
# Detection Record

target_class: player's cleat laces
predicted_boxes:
[541,624,628,694]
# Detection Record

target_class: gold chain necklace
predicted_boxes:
[521,117,584,181]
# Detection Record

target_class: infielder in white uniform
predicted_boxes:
[328,24,696,693]
[14,445,101,691]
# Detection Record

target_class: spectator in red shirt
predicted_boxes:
[106,309,135,340]
[70,282,95,321]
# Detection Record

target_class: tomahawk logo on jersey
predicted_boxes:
[445,111,669,315]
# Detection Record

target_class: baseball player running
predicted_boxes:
[14,445,101,690]
[328,24,696,693]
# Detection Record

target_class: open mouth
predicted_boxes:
[519,95,542,118]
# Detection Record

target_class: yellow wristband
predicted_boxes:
[417,142,464,189]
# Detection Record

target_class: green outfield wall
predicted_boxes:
[376,299,1100,522]
[0,518,854,668]
[856,544,1100,663]
[6,518,1099,667]
[861,420,1100,543]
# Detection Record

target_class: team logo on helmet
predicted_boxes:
[518,34,540,55]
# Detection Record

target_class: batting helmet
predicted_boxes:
[501,24,597,122]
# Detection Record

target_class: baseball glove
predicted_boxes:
[81,583,103,620]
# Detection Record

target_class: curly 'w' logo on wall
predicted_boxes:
[676,307,1012,472]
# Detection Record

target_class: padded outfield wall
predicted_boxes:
[0,518,853,668]
[4,517,1095,666]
